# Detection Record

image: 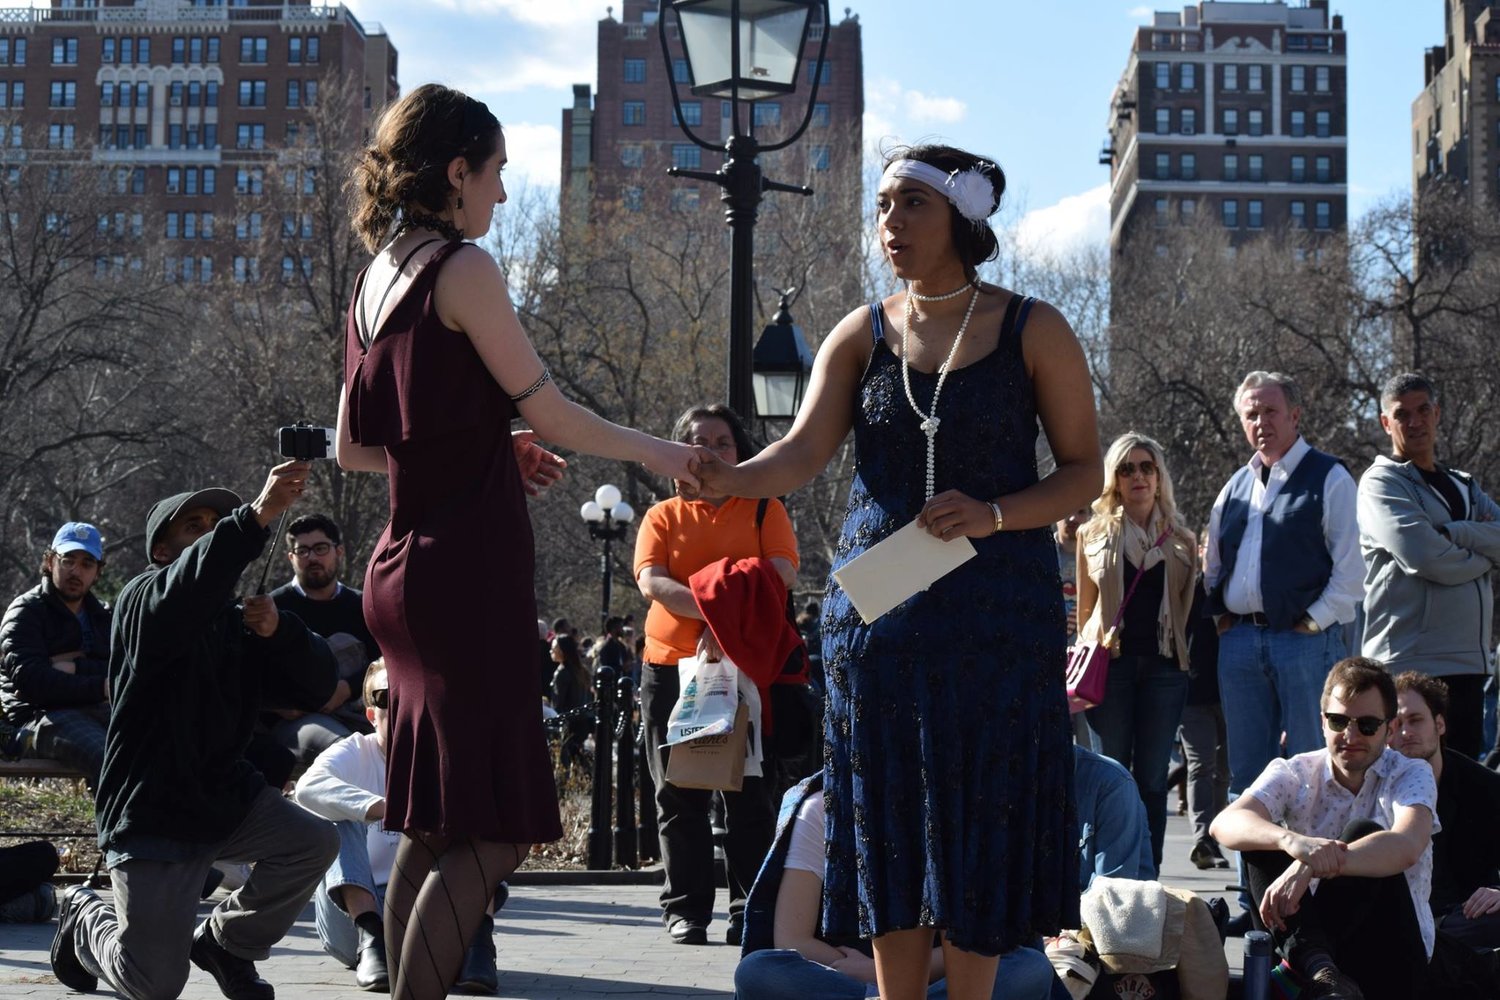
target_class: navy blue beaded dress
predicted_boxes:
[820,295,1080,956]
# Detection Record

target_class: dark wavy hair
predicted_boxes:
[882,143,1005,285]
[350,83,501,252]
[671,404,758,463]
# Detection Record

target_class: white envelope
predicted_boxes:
[832,518,977,624]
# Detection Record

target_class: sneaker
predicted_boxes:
[50,885,101,993]
[1189,840,1218,870]
[0,883,56,923]
[190,922,274,1000]
[1304,965,1365,1000]
[666,917,708,945]
[454,915,498,995]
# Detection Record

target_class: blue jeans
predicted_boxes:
[1084,654,1187,869]
[734,945,1060,1000]
[1218,625,1344,794]
[313,820,384,968]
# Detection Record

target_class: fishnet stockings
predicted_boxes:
[383,832,529,1000]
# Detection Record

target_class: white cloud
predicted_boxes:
[450,51,596,95]
[1014,184,1111,260]
[500,122,563,188]
[906,90,966,125]
[1128,5,1153,17]
[426,0,601,29]
[865,77,967,128]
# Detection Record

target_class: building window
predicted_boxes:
[236,124,265,150]
[51,38,78,66]
[171,36,186,64]
[812,102,830,127]
[1248,154,1264,182]
[236,168,264,195]
[623,58,646,83]
[304,80,317,107]
[1223,64,1238,91]
[138,37,150,63]
[236,212,263,239]
[136,82,149,108]
[753,102,781,127]
[1290,65,1306,93]
[240,36,268,63]
[1315,155,1331,183]
[1315,66,1330,93]
[622,186,643,212]
[1290,110,1306,138]
[1247,108,1264,136]
[1221,199,1239,228]
[1314,201,1331,229]
[1222,154,1238,181]
[1247,199,1263,229]
[47,123,75,149]
[238,80,267,108]
[0,37,26,66]
[672,144,701,169]
[169,124,183,149]
[1180,108,1196,134]
[1247,64,1263,91]
[233,256,258,283]
[673,101,702,127]
[189,36,203,63]
[1180,63,1195,90]
[185,168,198,195]
[170,81,184,106]
[288,36,304,64]
[204,123,218,148]
[622,100,645,125]
[1291,155,1307,182]
[203,167,216,194]
[1180,198,1196,223]
[165,212,180,239]
[102,36,115,63]
[810,144,830,170]
[208,36,221,62]
[1180,152,1196,180]
[670,188,700,212]
[120,36,134,64]
[188,81,201,107]
[619,145,643,168]
[166,167,181,194]
[1315,110,1331,138]
[672,57,689,84]
[1222,108,1238,135]
[5,82,21,108]
[1155,108,1170,135]
[1155,152,1170,180]
[1155,62,1170,89]
[1154,197,1169,226]
[287,80,301,108]
[805,60,830,85]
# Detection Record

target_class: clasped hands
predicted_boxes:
[1260,833,1349,931]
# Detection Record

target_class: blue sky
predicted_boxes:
[339,0,1438,253]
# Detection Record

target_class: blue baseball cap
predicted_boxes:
[52,522,104,561]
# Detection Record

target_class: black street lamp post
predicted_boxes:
[659,0,831,419]
[580,484,636,630]
[751,286,815,420]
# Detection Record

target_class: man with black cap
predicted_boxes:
[0,521,113,787]
[51,461,340,1000]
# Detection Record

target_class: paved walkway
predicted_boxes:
[0,811,1245,999]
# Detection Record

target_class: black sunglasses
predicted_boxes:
[1323,712,1386,736]
[1116,460,1158,479]
[369,688,389,710]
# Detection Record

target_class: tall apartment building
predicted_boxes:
[560,0,863,225]
[0,0,398,283]
[1101,1,1348,256]
[1412,0,1500,210]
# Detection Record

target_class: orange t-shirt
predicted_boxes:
[632,495,800,665]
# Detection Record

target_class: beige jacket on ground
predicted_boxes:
[1076,514,1197,669]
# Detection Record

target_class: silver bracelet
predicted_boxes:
[509,369,552,402]
[988,501,1004,535]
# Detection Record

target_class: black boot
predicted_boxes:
[454,915,498,995]
[354,923,389,992]
[189,922,274,1000]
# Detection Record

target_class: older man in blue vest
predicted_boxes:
[1205,370,1364,799]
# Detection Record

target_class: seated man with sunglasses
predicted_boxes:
[269,514,381,769]
[293,659,505,995]
[1211,657,1437,1000]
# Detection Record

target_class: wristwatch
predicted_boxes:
[1300,615,1322,634]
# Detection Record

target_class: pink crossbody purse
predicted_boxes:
[1066,528,1172,714]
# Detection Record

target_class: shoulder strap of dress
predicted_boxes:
[867,302,886,345]
[358,238,444,349]
[998,294,1033,342]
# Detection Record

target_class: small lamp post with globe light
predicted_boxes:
[580,483,636,630]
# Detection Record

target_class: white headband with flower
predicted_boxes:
[881,158,997,226]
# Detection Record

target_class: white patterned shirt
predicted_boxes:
[1246,746,1439,957]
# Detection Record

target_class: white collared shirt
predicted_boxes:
[1204,436,1364,628]
[1246,746,1439,957]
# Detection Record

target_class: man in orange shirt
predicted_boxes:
[635,405,798,948]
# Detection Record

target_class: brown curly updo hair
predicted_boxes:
[881,143,1005,286]
[351,83,501,252]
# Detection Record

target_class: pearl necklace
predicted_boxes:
[900,284,980,501]
[907,282,972,302]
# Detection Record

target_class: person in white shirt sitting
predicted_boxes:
[293,659,505,994]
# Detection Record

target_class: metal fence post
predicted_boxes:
[587,666,616,870]
[613,674,638,868]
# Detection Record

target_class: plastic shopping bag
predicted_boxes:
[664,655,739,746]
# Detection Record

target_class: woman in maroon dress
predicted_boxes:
[338,84,700,1000]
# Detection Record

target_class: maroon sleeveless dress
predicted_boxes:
[343,240,562,843]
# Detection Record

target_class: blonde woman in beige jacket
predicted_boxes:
[1075,432,1197,867]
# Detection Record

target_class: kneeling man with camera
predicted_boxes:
[51,461,340,1000]
[1211,657,1436,1000]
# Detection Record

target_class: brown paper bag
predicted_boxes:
[666,702,749,791]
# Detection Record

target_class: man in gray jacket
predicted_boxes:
[1359,372,1500,759]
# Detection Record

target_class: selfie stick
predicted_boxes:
[254,509,291,596]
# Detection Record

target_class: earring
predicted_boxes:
[456,195,464,210]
